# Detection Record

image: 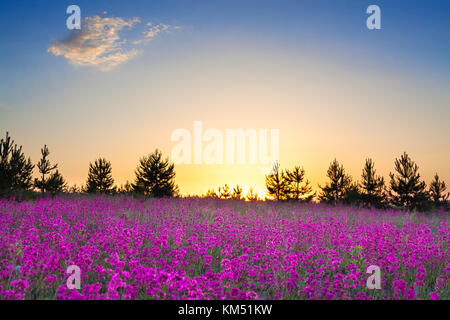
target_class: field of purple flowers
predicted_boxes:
[0,195,448,300]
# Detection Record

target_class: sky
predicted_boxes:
[1,0,449,197]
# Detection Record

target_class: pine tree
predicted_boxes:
[319,159,353,204]
[359,158,386,207]
[0,132,35,195]
[133,149,178,197]
[285,166,314,201]
[68,184,81,194]
[218,184,231,199]
[46,170,66,194]
[35,145,56,193]
[118,181,133,194]
[231,185,243,200]
[205,188,219,198]
[388,152,428,210]
[265,161,288,200]
[34,145,65,194]
[8,145,35,193]
[429,173,448,207]
[246,187,259,201]
[86,158,115,193]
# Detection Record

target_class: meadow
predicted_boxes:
[0,195,448,300]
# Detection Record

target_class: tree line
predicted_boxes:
[204,184,260,201]
[1,131,448,211]
[265,155,449,211]
[0,132,178,198]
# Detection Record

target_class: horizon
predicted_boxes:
[0,129,447,199]
[1,0,449,198]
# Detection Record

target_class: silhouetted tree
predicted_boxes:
[46,170,66,194]
[319,159,353,204]
[205,188,219,198]
[285,166,314,201]
[231,185,243,200]
[35,145,55,192]
[246,187,259,201]
[0,132,34,195]
[389,152,428,210]
[218,184,231,199]
[429,173,448,208]
[342,183,365,207]
[133,149,178,197]
[68,184,81,194]
[118,181,133,194]
[265,162,288,200]
[86,158,115,193]
[34,145,65,194]
[359,158,386,208]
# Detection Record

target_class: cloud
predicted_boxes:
[48,15,141,71]
[133,22,182,45]
[48,15,182,71]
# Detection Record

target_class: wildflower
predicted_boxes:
[415,266,426,282]
[430,292,439,300]
[406,286,415,300]
[221,259,231,270]
[10,279,28,291]
[393,279,407,296]
[230,287,240,296]
[44,275,56,284]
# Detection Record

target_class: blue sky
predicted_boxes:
[1,1,449,111]
[1,1,449,195]
[2,0,449,98]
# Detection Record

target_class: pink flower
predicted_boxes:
[414,281,424,287]
[415,267,426,282]
[430,292,439,300]
[230,287,240,296]
[44,275,56,284]
[393,279,407,296]
[107,273,124,291]
[221,258,231,270]
[10,279,28,291]
[406,286,415,300]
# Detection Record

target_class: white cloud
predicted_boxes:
[48,15,182,71]
[133,23,182,45]
[48,15,141,71]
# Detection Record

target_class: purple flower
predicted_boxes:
[430,292,439,300]
[44,275,56,284]
[415,267,426,282]
[393,279,407,296]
